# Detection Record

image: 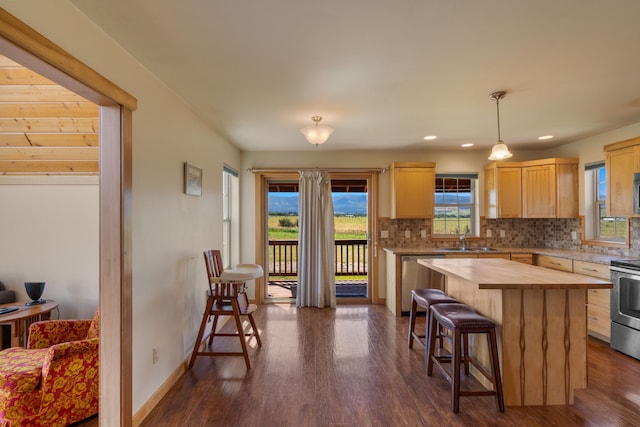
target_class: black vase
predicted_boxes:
[24,282,46,306]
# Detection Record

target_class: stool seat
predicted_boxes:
[408,289,458,349]
[411,289,455,307]
[430,303,493,331]
[427,303,504,413]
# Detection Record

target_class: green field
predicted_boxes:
[268,215,366,240]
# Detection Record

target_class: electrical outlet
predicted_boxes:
[380,230,389,239]
[420,229,427,238]
[153,347,159,364]
[486,229,492,238]
[405,230,411,238]
[500,230,506,238]
[571,230,577,240]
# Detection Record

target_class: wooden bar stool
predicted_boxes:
[427,303,504,413]
[408,288,458,349]
[188,250,262,370]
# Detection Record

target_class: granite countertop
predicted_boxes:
[382,246,634,265]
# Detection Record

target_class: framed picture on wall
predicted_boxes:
[184,162,202,196]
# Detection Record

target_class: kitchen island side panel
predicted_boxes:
[445,277,588,406]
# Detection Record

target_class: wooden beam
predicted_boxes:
[0,133,28,146]
[0,67,54,84]
[0,159,98,173]
[0,117,98,132]
[0,133,98,146]
[0,146,98,160]
[0,84,89,102]
[0,102,98,117]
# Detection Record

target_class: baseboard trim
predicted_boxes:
[132,360,187,426]
[132,316,230,426]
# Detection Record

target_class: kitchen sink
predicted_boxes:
[439,247,497,252]
[440,247,475,252]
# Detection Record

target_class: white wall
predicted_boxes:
[0,176,99,319]
[0,0,241,415]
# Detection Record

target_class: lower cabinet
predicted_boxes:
[574,260,611,343]
[510,253,533,264]
[536,256,611,342]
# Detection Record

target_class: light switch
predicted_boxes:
[420,230,427,238]
[380,230,389,238]
[486,229,492,238]
[500,230,506,238]
[405,230,411,238]
[571,231,577,240]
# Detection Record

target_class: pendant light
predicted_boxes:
[488,91,513,160]
[300,115,333,146]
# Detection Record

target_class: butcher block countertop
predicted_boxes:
[417,257,612,290]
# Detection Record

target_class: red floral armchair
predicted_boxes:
[0,311,99,427]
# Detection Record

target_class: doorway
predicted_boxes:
[255,170,378,305]
[0,14,135,424]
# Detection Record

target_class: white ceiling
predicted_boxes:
[70,0,640,155]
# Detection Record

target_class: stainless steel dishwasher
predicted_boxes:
[400,254,445,315]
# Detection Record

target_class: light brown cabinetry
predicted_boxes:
[389,162,435,219]
[535,254,573,272]
[510,253,533,264]
[484,162,522,218]
[478,253,511,259]
[521,158,579,218]
[574,260,611,342]
[604,137,640,217]
[536,256,611,342]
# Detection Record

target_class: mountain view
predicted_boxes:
[268,193,367,215]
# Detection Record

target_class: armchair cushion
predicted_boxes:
[0,348,48,392]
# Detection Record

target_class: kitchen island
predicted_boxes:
[418,257,612,407]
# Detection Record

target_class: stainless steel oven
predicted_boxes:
[610,260,640,360]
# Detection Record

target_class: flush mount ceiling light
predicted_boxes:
[488,91,513,160]
[300,115,333,146]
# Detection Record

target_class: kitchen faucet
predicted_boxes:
[460,232,468,250]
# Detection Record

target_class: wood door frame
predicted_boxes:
[254,170,380,304]
[0,8,136,426]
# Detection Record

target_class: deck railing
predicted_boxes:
[268,239,368,277]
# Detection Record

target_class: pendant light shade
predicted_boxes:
[300,116,333,146]
[488,91,513,160]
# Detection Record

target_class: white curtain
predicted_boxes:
[296,170,336,308]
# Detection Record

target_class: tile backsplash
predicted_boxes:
[378,217,640,258]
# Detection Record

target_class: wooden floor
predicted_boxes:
[82,304,640,426]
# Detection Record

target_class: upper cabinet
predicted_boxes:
[521,158,578,218]
[483,158,578,219]
[604,137,640,217]
[389,162,435,219]
[484,162,522,218]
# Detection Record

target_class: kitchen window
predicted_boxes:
[584,162,626,243]
[433,174,478,236]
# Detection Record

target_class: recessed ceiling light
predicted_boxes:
[538,135,554,140]
[461,143,474,147]
[423,135,437,140]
